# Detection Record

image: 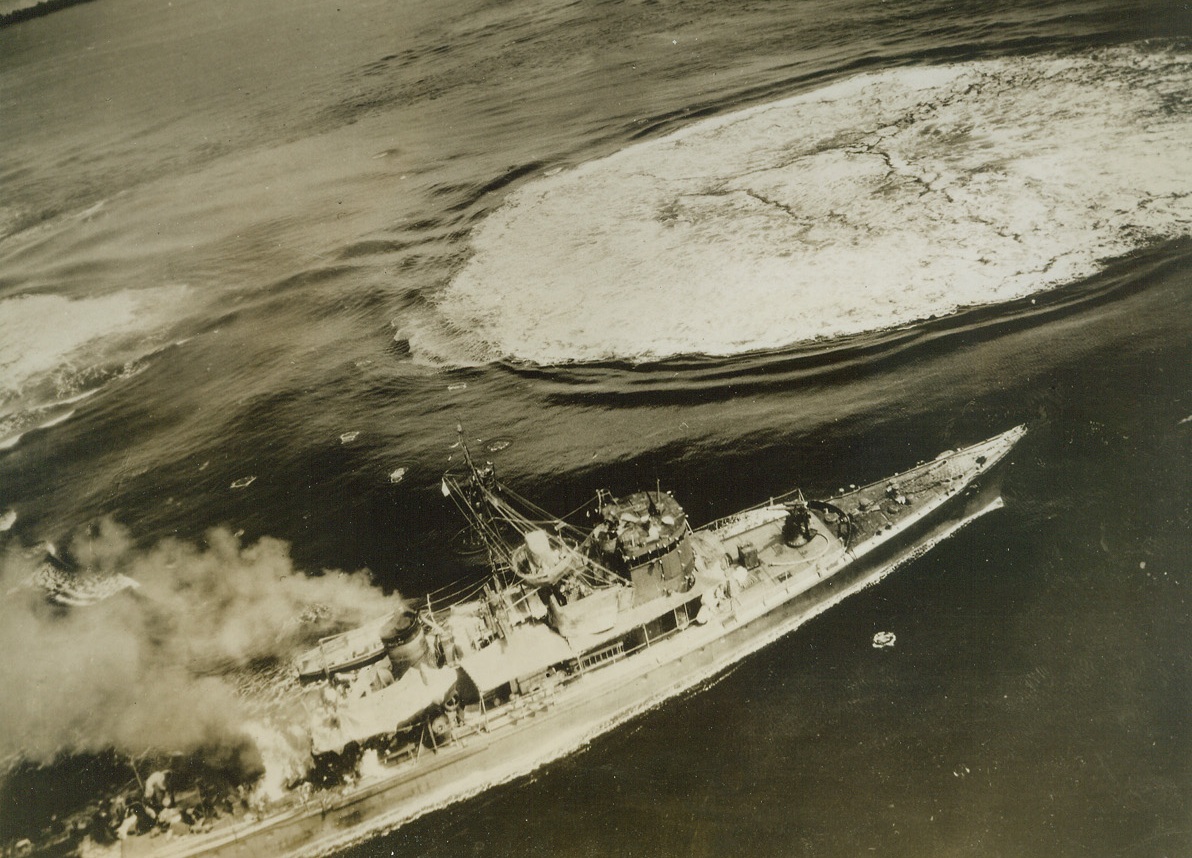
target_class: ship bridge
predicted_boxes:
[592,490,696,605]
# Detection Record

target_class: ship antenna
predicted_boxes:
[457,422,479,477]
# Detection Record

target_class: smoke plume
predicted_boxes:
[0,519,401,770]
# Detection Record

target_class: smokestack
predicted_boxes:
[379,608,429,676]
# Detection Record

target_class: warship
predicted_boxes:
[101,424,1026,858]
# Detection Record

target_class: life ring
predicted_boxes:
[872,631,896,649]
[427,712,452,743]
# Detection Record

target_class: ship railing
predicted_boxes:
[699,436,996,536]
[422,575,491,612]
[412,601,704,749]
[824,428,1020,503]
[569,600,700,680]
[418,560,521,625]
[702,491,803,536]
[578,639,625,672]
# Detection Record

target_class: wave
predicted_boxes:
[0,287,186,397]
[502,238,1189,407]
[431,44,1192,365]
[0,285,189,449]
[0,409,78,451]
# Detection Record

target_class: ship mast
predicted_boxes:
[442,426,620,591]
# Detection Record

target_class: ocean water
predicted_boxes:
[1,0,1190,853]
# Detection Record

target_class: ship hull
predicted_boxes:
[130,427,1024,858]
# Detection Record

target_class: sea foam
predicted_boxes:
[0,285,189,449]
[0,286,188,399]
[433,45,1192,364]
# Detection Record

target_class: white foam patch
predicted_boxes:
[0,285,188,402]
[435,46,1192,363]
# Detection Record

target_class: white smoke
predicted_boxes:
[0,519,401,769]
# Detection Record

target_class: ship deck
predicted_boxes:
[113,426,1025,858]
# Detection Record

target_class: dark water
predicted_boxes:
[1,0,1191,853]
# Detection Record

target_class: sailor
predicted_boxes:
[144,770,174,809]
[116,811,138,841]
